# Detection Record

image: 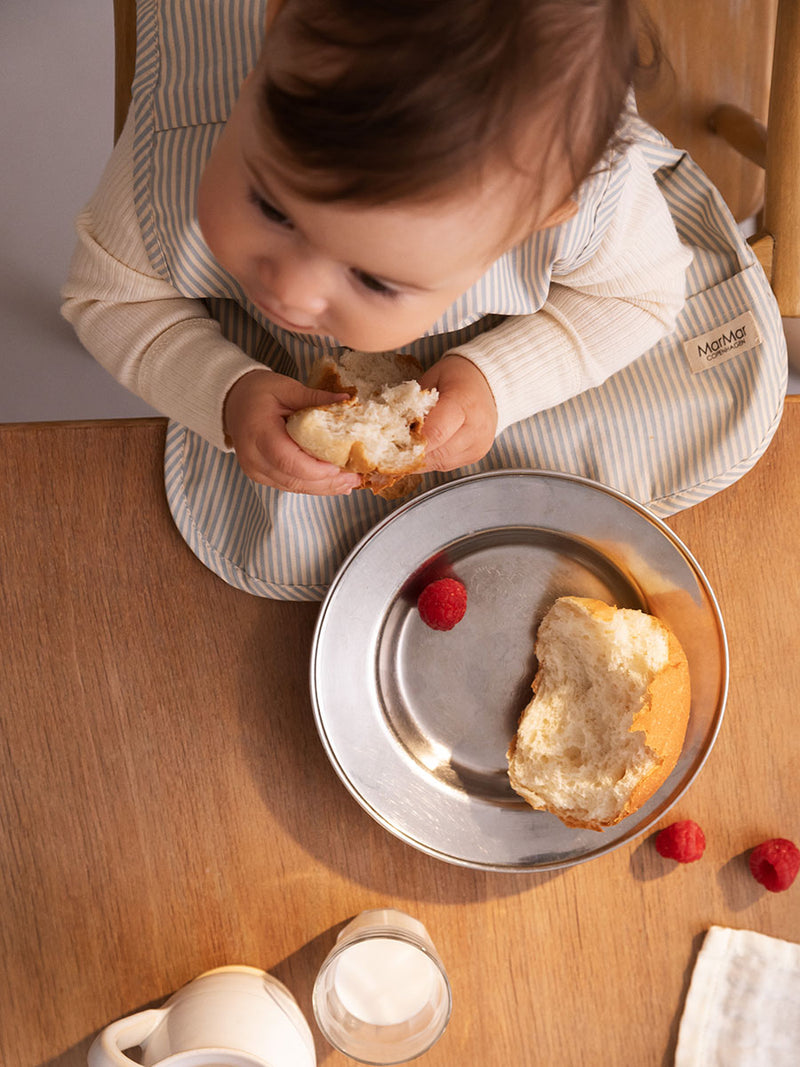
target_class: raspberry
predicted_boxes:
[417,578,467,631]
[749,838,800,892]
[654,820,706,863]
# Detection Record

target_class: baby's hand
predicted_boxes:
[223,369,362,495]
[418,355,497,471]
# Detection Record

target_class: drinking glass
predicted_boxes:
[312,909,451,1064]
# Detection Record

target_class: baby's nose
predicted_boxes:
[261,251,329,316]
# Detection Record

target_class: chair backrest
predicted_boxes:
[637,0,776,223]
[639,0,799,318]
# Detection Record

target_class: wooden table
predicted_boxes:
[2,400,798,1067]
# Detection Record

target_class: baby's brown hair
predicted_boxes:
[258,0,654,214]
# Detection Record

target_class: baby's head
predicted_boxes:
[198,0,649,351]
[260,0,642,216]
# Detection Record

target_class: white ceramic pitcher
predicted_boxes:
[87,965,316,1067]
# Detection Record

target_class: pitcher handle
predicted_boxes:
[87,1008,167,1067]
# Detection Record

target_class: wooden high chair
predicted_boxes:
[112,0,799,321]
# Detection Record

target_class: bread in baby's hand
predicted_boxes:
[507,596,691,831]
[286,351,438,498]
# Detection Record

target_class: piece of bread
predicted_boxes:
[507,596,691,831]
[286,351,438,497]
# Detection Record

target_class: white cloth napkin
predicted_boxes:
[675,926,800,1066]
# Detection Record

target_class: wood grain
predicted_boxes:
[1,407,798,1066]
[638,0,777,222]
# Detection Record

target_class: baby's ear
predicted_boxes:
[540,198,579,229]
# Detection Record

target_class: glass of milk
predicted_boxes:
[312,909,451,1064]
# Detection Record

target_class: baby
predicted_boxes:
[64,0,688,491]
[199,0,691,495]
[62,0,784,598]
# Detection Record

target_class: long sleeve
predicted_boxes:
[61,116,265,451]
[451,145,693,432]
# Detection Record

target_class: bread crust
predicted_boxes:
[508,596,691,830]
[622,625,691,822]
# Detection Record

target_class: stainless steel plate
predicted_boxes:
[311,471,728,872]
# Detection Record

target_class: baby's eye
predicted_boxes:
[352,269,398,298]
[249,190,293,228]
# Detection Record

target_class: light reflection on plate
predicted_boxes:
[310,470,728,872]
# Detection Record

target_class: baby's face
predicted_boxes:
[198,74,574,351]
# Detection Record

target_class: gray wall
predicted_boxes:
[1,1,155,422]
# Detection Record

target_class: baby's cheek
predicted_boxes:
[336,299,457,354]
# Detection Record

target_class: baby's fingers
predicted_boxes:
[423,397,497,472]
[273,438,361,495]
[237,425,360,496]
[423,426,483,472]
[421,394,466,459]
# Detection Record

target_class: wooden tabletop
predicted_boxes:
[2,400,798,1067]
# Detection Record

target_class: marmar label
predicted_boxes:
[683,310,762,373]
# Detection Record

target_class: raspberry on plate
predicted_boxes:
[417,577,467,631]
[654,819,706,863]
[749,838,800,892]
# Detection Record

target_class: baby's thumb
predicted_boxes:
[422,394,465,452]
[288,383,353,411]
